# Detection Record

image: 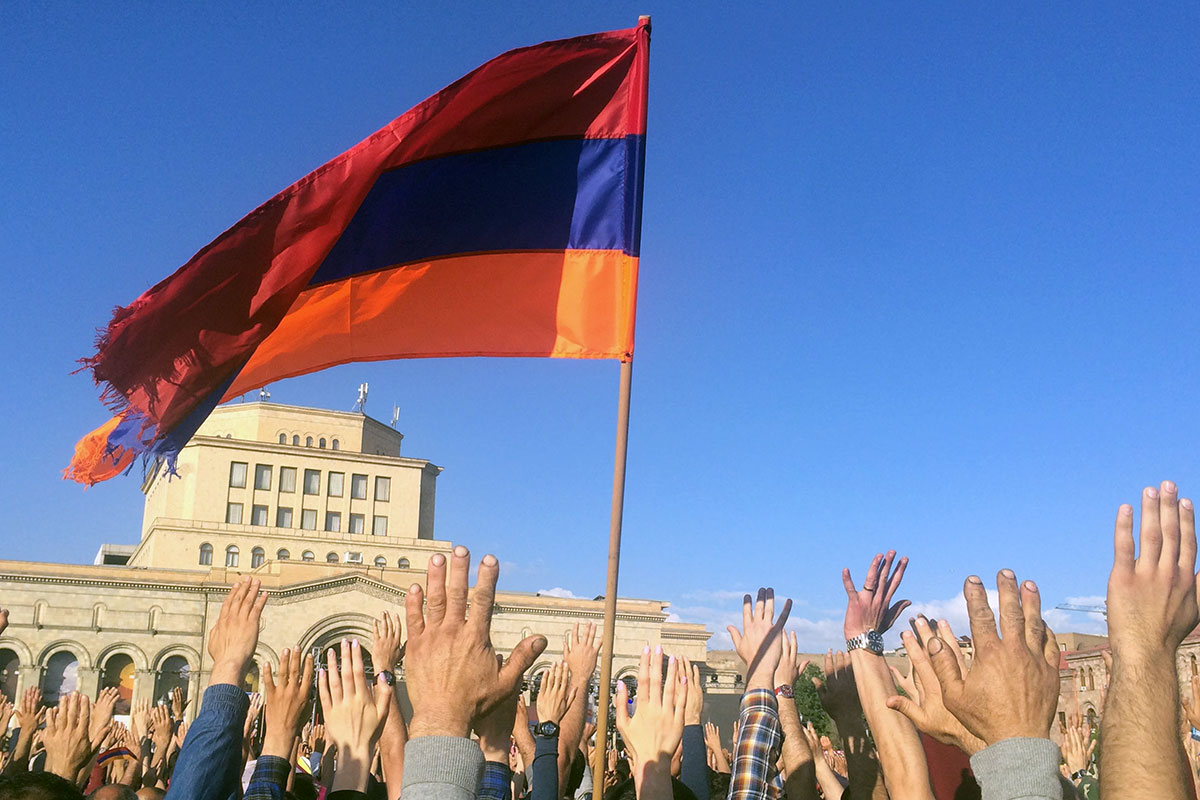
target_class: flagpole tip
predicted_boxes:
[638,15,651,26]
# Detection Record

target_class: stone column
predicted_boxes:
[75,666,101,699]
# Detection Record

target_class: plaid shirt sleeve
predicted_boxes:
[480,760,514,800]
[727,689,782,800]
[244,755,292,800]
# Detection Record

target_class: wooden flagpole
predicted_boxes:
[593,358,634,781]
[592,15,649,783]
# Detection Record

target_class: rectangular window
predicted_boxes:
[229,462,247,488]
[325,511,341,532]
[251,505,269,526]
[254,464,272,491]
[372,515,388,536]
[301,509,317,530]
[328,472,345,497]
[348,513,365,534]
[303,469,320,495]
[226,502,243,524]
[276,507,293,528]
[279,467,296,493]
[375,477,391,502]
[351,474,368,500]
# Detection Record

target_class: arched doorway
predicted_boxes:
[42,651,80,706]
[155,655,191,706]
[0,649,18,702]
[100,653,136,714]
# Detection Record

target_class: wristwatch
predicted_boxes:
[535,720,560,738]
[1070,769,1089,781]
[377,669,396,686]
[774,684,794,698]
[846,629,884,656]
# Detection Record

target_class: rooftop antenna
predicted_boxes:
[259,386,271,402]
[354,382,369,414]
[391,404,400,429]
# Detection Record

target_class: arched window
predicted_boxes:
[278,433,286,444]
[199,543,213,566]
[1087,668,1095,691]
[326,552,339,563]
[251,547,265,568]
[100,653,135,714]
[374,556,387,568]
[319,438,326,449]
[243,661,260,693]
[302,551,314,562]
[306,436,313,447]
[42,651,80,706]
[292,435,300,446]
[277,549,290,560]
[1191,654,1198,676]
[397,558,411,569]
[225,545,239,568]
[331,439,340,451]
[155,655,190,705]
[0,649,18,702]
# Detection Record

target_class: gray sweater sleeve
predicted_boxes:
[969,738,1063,800]
[401,736,486,800]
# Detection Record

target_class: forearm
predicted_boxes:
[558,688,587,795]
[848,649,933,800]
[730,690,782,800]
[532,736,560,800]
[164,684,250,800]
[379,691,408,800]
[776,703,818,800]
[681,725,711,800]
[1101,656,1190,800]
[969,738,1062,800]
[812,754,845,800]
[514,723,537,778]
[4,728,34,775]
[244,754,291,800]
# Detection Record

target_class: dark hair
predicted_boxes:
[603,777,697,800]
[0,772,85,800]
[87,787,139,800]
[708,768,730,800]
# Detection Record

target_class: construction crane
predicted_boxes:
[1055,603,1107,618]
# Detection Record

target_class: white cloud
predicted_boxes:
[669,594,844,653]
[536,587,579,599]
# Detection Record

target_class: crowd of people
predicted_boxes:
[0,480,1197,799]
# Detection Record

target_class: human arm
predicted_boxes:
[373,609,408,799]
[813,651,878,799]
[772,634,817,800]
[613,646,687,800]
[247,646,314,800]
[165,577,265,800]
[475,688,519,800]
[319,637,392,794]
[703,722,730,774]
[679,657,710,800]
[560,622,599,795]
[802,724,844,800]
[842,550,932,800]
[725,588,791,800]
[533,661,575,800]
[400,546,546,800]
[43,692,97,784]
[1102,482,1198,800]
[513,697,538,778]
[3,687,44,775]
[143,704,174,789]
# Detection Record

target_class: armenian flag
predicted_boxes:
[67,21,649,485]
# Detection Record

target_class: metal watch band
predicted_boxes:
[846,629,884,655]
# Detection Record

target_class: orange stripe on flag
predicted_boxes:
[224,250,637,398]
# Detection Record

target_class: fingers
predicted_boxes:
[405,583,425,638]
[375,672,393,720]
[884,556,909,608]
[614,679,630,731]
[1114,503,1136,571]
[754,588,766,622]
[764,588,775,623]
[263,660,277,697]
[823,649,834,677]
[317,660,332,712]
[777,597,793,628]
[662,655,678,713]
[470,554,500,635]
[1021,580,1046,654]
[995,569,1025,643]
[498,635,548,695]
[1043,626,1061,669]
[901,629,941,699]
[925,635,964,699]
[351,639,368,696]
[1162,481,1182,566]
[727,626,743,652]
[742,593,753,632]
[963,575,999,648]
[326,646,343,704]
[673,662,688,729]
[885,694,926,729]
[841,569,858,600]
[425,553,448,625]
[649,646,663,708]
[1139,485,1163,567]
[1183,495,1197,572]
[446,545,471,620]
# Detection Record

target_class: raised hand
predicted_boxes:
[1185,675,1200,731]
[774,630,808,691]
[536,661,576,726]
[842,550,910,638]
[129,697,150,744]
[922,571,1059,745]
[1061,716,1094,776]
[703,722,730,773]
[680,656,704,726]
[886,616,986,755]
[150,704,173,759]
[170,686,188,720]
[262,646,314,759]
[318,638,392,792]
[404,546,547,738]
[813,650,859,721]
[43,692,96,781]
[614,646,686,794]
[307,722,326,753]
[243,692,263,743]
[373,610,405,672]
[474,676,520,761]
[726,588,793,690]
[0,698,13,738]
[90,686,120,748]
[564,622,600,692]
[207,577,267,687]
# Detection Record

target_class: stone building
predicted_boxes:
[0,402,710,719]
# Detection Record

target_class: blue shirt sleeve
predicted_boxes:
[681,724,710,800]
[531,735,559,800]
[165,684,249,800]
[480,760,514,800]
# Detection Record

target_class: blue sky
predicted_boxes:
[2,2,1196,650]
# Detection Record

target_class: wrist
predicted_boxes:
[261,733,297,759]
[408,709,471,739]
[208,657,250,687]
[746,668,775,691]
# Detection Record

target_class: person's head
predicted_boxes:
[603,777,697,800]
[135,788,165,800]
[88,786,138,800]
[0,772,85,800]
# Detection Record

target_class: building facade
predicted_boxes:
[0,402,711,718]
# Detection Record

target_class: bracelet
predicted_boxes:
[774,684,794,698]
